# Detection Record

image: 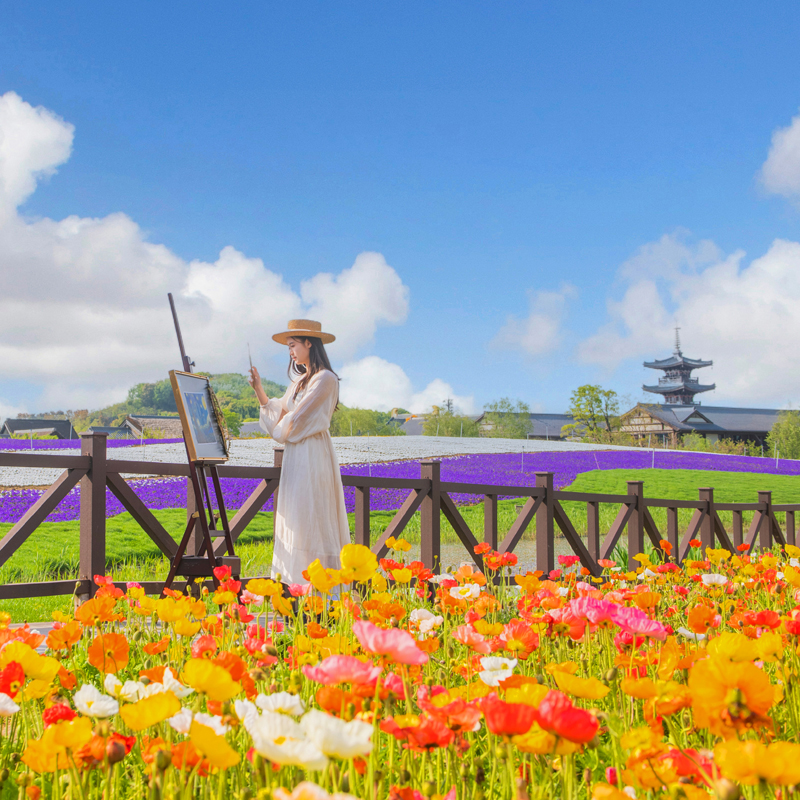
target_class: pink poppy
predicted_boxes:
[610,606,668,641]
[568,597,618,625]
[288,583,311,597]
[352,621,429,666]
[301,654,383,686]
[452,624,491,654]
[383,671,407,698]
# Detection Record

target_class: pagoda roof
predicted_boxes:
[643,382,716,396]
[643,355,713,370]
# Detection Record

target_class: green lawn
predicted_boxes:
[2,467,798,622]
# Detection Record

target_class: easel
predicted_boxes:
[162,294,240,596]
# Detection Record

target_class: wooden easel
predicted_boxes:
[162,294,241,596]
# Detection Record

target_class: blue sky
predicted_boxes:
[4,1,800,416]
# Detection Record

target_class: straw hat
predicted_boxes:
[272,319,335,345]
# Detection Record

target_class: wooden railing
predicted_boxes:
[0,432,797,600]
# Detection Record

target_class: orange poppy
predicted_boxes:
[86,633,129,674]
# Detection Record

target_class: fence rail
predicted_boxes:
[1,432,798,601]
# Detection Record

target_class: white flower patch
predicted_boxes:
[478,657,517,687]
[449,583,481,600]
[74,684,119,718]
[701,573,728,587]
[257,692,306,716]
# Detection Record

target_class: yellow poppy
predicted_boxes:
[183,659,241,702]
[189,720,240,769]
[120,692,181,731]
[553,671,610,700]
[339,544,378,583]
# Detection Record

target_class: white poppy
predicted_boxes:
[257,691,306,716]
[676,627,706,642]
[104,674,145,702]
[247,710,328,770]
[194,711,229,735]
[300,709,374,759]
[449,583,481,600]
[74,684,119,718]
[169,707,194,734]
[0,693,20,717]
[701,573,728,587]
[478,657,517,687]
[235,699,259,725]
[429,573,456,585]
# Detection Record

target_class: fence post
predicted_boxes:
[78,432,107,602]
[627,481,644,570]
[732,510,743,549]
[355,484,370,547]
[273,448,284,546]
[667,506,679,558]
[699,488,714,550]
[586,501,600,562]
[758,491,773,550]
[484,494,498,550]
[420,461,441,572]
[788,510,796,547]
[535,472,554,575]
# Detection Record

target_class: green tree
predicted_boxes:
[561,384,627,443]
[222,409,242,437]
[766,410,800,460]
[422,411,480,437]
[330,406,406,436]
[482,398,532,439]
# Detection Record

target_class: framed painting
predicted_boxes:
[169,370,229,463]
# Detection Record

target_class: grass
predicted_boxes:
[2,467,798,622]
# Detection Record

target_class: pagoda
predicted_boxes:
[643,329,715,405]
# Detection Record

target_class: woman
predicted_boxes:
[248,319,350,586]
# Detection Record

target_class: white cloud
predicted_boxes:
[0,92,411,412]
[339,356,477,415]
[491,285,576,357]
[760,109,800,197]
[578,231,800,405]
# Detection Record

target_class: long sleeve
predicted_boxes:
[270,370,338,444]
[258,385,292,437]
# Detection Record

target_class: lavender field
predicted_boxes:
[1,448,799,525]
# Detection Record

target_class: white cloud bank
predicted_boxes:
[760,109,800,198]
[0,91,464,415]
[491,285,576,357]
[339,356,476,414]
[577,231,800,405]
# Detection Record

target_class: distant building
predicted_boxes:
[620,404,780,448]
[643,329,715,405]
[476,412,574,440]
[86,425,134,438]
[0,418,77,439]
[123,415,183,438]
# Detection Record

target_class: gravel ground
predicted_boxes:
[0,436,633,488]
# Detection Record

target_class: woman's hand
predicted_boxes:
[248,366,269,406]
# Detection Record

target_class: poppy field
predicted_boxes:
[0,537,799,800]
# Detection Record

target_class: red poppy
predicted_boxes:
[498,619,539,660]
[689,538,701,549]
[213,565,232,581]
[534,690,598,744]
[0,661,24,698]
[42,703,76,727]
[479,692,537,737]
[474,543,492,555]
[745,609,781,629]
[405,715,456,751]
[191,635,218,660]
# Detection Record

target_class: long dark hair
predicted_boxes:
[288,337,339,408]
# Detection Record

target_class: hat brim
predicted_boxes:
[272,330,336,345]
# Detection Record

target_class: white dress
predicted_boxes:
[258,369,350,584]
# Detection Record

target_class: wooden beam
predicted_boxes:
[600,502,634,560]
[553,501,601,577]
[213,478,279,555]
[441,492,484,572]
[371,488,428,560]
[678,509,706,561]
[106,473,178,558]
[499,496,542,555]
[0,468,86,569]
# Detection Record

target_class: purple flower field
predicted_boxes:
[1,448,798,525]
[0,438,183,451]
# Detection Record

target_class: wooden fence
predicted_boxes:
[0,432,797,600]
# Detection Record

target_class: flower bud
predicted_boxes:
[399,769,411,783]
[422,781,436,797]
[155,749,172,773]
[714,779,741,800]
[106,739,126,765]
